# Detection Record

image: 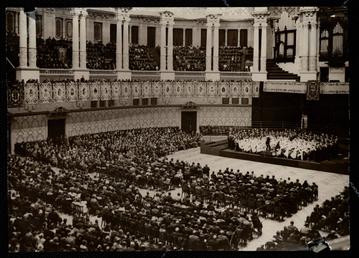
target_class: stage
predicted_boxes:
[200,139,349,175]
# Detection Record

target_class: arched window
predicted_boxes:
[320,30,329,57]
[332,22,343,56]
[66,20,72,39]
[55,17,63,39]
[6,11,15,33]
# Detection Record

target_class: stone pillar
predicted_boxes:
[168,22,174,71]
[238,29,240,47]
[16,8,40,82]
[251,8,269,82]
[299,7,318,82]
[205,14,221,81]
[294,17,301,67]
[79,10,87,69]
[123,19,130,70]
[205,23,212,72]
[73,8,89,80]
[160,11,175,80]
[116,8,131,80]
[116,16,123,70]
[309,21,317,71]
[72,11,79,69]
[28,11,37,68]
[183,28,186,46]
[301,21,309,72]
[252,24,259,72]
[224,29,227,46]
[260,23,267,72]
[18,9,27,68]
[213,24,219,72]
[160,21,166,71]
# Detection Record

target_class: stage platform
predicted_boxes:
[200,140,349,175]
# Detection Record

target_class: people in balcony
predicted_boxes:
[36,37,72,69]
[86,41,116,70]
[173,46,206,71]
[129,45,160,71]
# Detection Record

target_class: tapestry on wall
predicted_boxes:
[306,80,320,101]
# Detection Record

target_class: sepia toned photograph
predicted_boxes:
[6,6,350,253]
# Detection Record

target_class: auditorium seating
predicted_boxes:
[129,45,160,71]
[173,46,206,71]
[37,37,72,68]
[257,186,349,251]
[86,41,116,70]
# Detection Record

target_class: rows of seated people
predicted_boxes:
[86,41,116,70]
[227,128,338,161]
[173,46,206,71]
[8,155,262,251]
[219,46,253,72]
[257,186,349,251]
[129,45,160,71]
[9,127,319,251]
[6,32,19,67]
[37,37,72,68]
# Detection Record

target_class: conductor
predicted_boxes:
[266,137,271,152]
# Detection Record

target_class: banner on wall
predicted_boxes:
[111,81,121,100]
[252,81,260,98]
[24,83,39,104]
[90,81,100,100]
[122,81,130,98]
[39,82,52,103]
[142,81,151,97]
[184,81,194,96]
[100,81,111,100]
[53,82,66,102]
[79,82,90,101]
[264,81,306,93]
[219,81,229,97]
[306,80,320,101]
[152,81,162,97]
[132,81,141,98]
[207,81,217,96]
[196,81,206,97]
[67,81,78,102]
[174,81,183,96]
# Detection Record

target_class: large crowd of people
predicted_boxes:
[219,46,253,72]
[228,128,338,161]
[37,37,72,69]
[9,126,321,251]
[86,41,116,70]
[129,45,160,71]
[257,186,349,251]
[173,46,206,71]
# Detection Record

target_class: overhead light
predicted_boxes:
[330,14,336,18]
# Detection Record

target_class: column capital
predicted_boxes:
[71,8,81,16]
[79,9,88,18]
[206,14,221,27]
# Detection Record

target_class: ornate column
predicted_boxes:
[116,13,123,70]
[205,22,212,72]
[160,20,166,71]
[168,21,174,71]
[260,22,267,72]
[252,8,269,82]
[205,14,221,81]
[213,24,219,72]
[299,7,318,82]
[160,11,175,80]
[18,9,27,68]
[252,23,259,72]
[28,11,37,68]
[72,10,79,70]
[309,20,318,71]
[79,10,87,69]
[294,16,301,67]
[224,29,227,46]
[116,8,131,80]
[73,8,89,80]
[16,8,40,82]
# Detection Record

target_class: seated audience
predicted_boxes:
[173,46,205,71]
[86,41,116,70]
[129,45,160,71]
[37,37,72,68]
